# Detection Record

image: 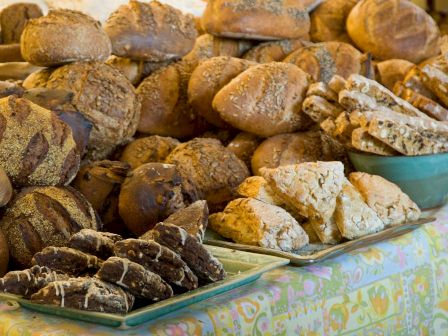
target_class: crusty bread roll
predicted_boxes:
[284,41,364,83]
[0,229,8,276]
[310,0,358,43]
[0,3,43,44]
[202,0,310,40]
[0,62,42,81]
[346,0,440,63]
[188,56,254,128]
[137,59,210,138]
[20,9,111,67]
[0,44,24,63]
[227,132,262,169]
[213,62,312,137]
[243,39,306,63]
[106,56,145,85]
[375,59,415,91]
[104,0,197,62]
[22,68,53,90]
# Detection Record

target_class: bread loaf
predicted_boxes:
[120,136,180,170]
[0,96,79,187]
[106,56,146,85]
[118,163,188,235]
[188,56,254,128]
[0,167,12,207]
[44,62,141,160]
[376,59,415,91]
[0,3,43,44]
[0,229,8,276]
[104,0,197,62]
[165,138,249,211]
[213,62,312,137]
[22,68,53,90]
[21,9,111,66]
[226,132,262,169]
[243,39,306,63]
[346,0,440,63]
[137,60,210,138]
[284,42,364,83]
[0,186,99,268]
[0,44,24,63]
[202,0,310,40]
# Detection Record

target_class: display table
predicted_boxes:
[0,205,447,335]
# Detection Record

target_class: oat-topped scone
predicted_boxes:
[209,198,309,252]
[335,179,384,240]
[307,216,342,245]
[349,172,421,226]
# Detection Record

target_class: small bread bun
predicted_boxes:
[0,3,43,44]
[188,56,255,128]
[20,9,111,67]
[202,0,310,40]
[0,229,8,276]
[213,62,312,137]
[243,39,306,63]
[284,42,364,83]
[104,0,197,62]
[347,0,440,63]
[376,59,415,91]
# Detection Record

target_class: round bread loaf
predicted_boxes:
[226,132,262,169]
[284,42,364,83]
[375,59,415,91]
[120,136,180,170]
[188,56,255,128]
[213,62,312,137]
[202,0,310,40]
[251,131,324,175]
[0,186,99,268]
[0,229,8,276]
[243,39,306,63]
[0,3,43,44]
[0,96,79,187]
[136,60,210,138]
[118,163,187,236]
[44,62,141,160]
[20,9,111,67]
[22,68,53,90]
[310,0,358,43]
[0,167,13,207]
[104,0,197,62]
[165,138,249,211]
[346,0,440,63]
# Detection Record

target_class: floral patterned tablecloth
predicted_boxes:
[0,205,447,336]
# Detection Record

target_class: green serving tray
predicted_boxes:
[0,245,289,329]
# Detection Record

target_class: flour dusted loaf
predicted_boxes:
[0,96,79,187]
[243,39,306,63]
[31,277,134,314]
[202,0,310,40]
[104,0,197,62]
[0,186,99,268]
[349,172,421,226]
[209,198,309,252]
[213,62,312,137]
[0,3,43,44]
[165,138,249,211]
[346,0,440,63]
[21,9,111,66]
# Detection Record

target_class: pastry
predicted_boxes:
[0,3,43,43]
[306,82,338,102]
[69,229,122,260]
[302,95,343,123]
[307,215,342,244]
[242,39,306,63]
[351,128,398,156]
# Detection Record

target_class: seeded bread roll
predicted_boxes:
[105,56,145,85]
[310,0,358,43]
[118,163,187,236]
[104,0,197,62]
[0,186,99,268]
[242,39,307,63]
[0,3,43,44]
[0,229,8,276]
[202,0,310,40]
[346,0,440,63]
[0,44,25,63]
[188,57,255,128]
[44,62,141,160]
[213,62,312,137]
[376,59,415,91]
[166,138,249,212]
[119,136,180,170]
[284,42,364,83]
[137,60,210,138]
[226,132,262,169]
[0,96,79,187]
[21,9,111,67]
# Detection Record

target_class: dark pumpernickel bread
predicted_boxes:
[152,223,226,283]
[69,229,122,260]
[30,277,134,314]
[97,256,173,301]
[114,238,198,290]
[0,186,99,268]
[0,3,43,44]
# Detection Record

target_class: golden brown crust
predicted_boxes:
[376,59,415,91]
[0,44,25,63]
[0,3,43,44]
[226,132,262,169]
[0,167,13,207]
[242,39,306,63]
[20,9,111,67]
[346,0,440,63]
[104,0,197,62]
[22,68,54,90]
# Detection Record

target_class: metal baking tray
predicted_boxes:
[205,217,436,266]
[0,245,289,329]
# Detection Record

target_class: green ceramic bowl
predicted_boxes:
[348,151,448,210]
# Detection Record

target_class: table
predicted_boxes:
[0,204,447,335]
